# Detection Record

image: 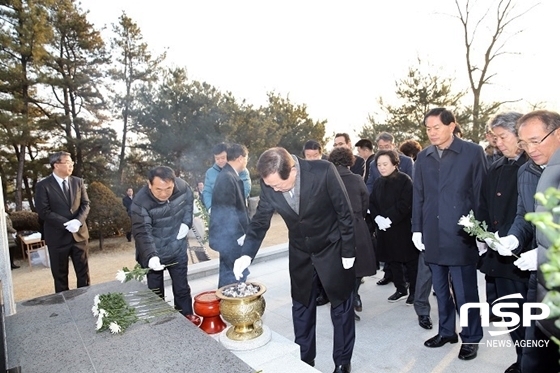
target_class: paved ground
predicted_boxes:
[183,247,518,373]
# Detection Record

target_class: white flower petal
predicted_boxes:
[98,309,107,318]
[116,270,127,283]
[96,316,103,330]
[91,305,99,317]
[93,294,100,306]
[109,322,122,334]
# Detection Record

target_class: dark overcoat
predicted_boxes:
[478,154,531,282]
[242,158,356,308]
[209,163,249,253]
[412,137,487,266]
[369,170,417,262]
[336,166,376,277]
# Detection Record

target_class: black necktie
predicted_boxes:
[62,180,71,204]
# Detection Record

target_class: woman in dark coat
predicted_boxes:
[329,147,377,320]
[369,150,418,304]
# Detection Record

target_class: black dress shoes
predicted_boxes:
[377,277,392,285]
[424,334,458,348]
[418,315,433,330]
[489,313,502,323]
[354,294,362,312]
[354,312,361,321]
[11,263,20,269]
[458,344,478,360]
[333,363,351,373]
[504,362,521,373]
[388,291,407,302]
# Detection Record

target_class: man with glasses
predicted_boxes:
[488,110,560,373]
[35,151,91,293]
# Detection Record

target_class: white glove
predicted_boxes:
[374,215,390,231]
[342,257,355,269]
[11,233,16,239]
[491,232,518,256]
[233,255,252,280]
[237,234,246,246]
[476,241,487,256]
[176,223,190,240]
[63,219,81,233]
[148,256,165,271]
[385,217,392,229]
[514,248,538,271]
[412,232,425,251]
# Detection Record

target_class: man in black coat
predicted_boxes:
[412,108,486,361]
[35,151,90,293]
[234,147,356,373]
[209,144,250,288]
[478,112,530,373]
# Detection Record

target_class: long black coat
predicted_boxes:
[412,138,487,266]
[478,154,530,282]
[242,158,356,308]
[369,170,417,262]
[336,166,376,277]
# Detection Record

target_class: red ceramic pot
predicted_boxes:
[193,291,227,334]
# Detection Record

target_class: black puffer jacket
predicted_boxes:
[131,177,193,267]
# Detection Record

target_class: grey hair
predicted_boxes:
[487,112,523,135]
[376,132,394,143]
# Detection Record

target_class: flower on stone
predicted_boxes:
[115,270,127,283]
[91,304,99,317]
[457,210,496,243]
[93,294,100,306]
[96,316,103,330]
[109,322,122,334]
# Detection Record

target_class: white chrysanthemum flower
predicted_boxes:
[93,294,100,306]
[96,316,103,330]
[458,216,474,228]
[99,309,108,318]
[109,322,122,334]
[91,304,99,317]
[115,270,127,283]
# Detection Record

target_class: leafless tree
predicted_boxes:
[454,0,537,141]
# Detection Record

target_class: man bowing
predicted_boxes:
[234,147,356,373]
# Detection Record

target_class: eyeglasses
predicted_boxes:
[517,129,557,150]
[57,161,74,165]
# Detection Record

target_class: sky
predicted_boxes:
[81,0,560,144]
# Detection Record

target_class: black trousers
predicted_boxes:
[292,270,355,366]
[392,257,418,294]
[147,252,193,315]
[430,263,483,342]
[494,277,528,367]
[48,240,89,293]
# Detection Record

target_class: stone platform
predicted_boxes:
[5,281,253,373]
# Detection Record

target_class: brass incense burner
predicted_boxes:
[215,282,267,341]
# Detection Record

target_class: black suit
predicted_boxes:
[242,158,356,366]
[35,174,90,293]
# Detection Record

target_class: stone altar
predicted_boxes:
[5,280,253,373]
